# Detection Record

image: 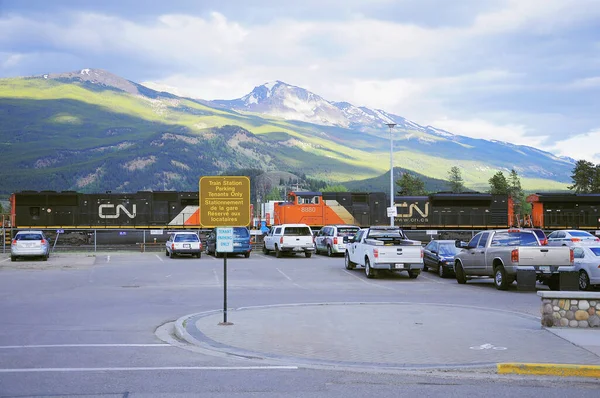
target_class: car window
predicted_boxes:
[16,233,44,241]
[557,232,566,238]
[285,227,311,236]
[425,241,435,251]
[531,230,546,241]
[337,227,359,237]
[569,231,595,238]
[233,228,249,238]
[590,248,600,256]
[174,234,199,242]
[467,234,481,247]
[439,244,460,256]
[573,247,585,258]
[477,232,490,248]
[548,232,557,239]
[490,232,539,247]
[274,227,281,235]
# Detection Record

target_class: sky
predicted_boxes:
[1,0,599,162]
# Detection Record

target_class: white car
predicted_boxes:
[165,232,202,259]
[11,230,50,261]
[547,230,600,246]
[573,246,600,290]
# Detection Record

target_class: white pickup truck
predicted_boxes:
[344,226,424,279]
[263,224,316,258]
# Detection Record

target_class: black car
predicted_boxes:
[423,239,461,278]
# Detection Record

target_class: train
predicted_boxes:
[5,190,599,231]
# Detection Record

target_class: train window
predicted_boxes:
[29,207,41,219]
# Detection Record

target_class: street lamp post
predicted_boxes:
[386,123,397,226]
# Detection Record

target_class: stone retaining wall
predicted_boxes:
[538,291,600,328]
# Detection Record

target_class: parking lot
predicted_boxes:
[1,250,599,396]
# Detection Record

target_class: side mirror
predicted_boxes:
[455,240,467,248]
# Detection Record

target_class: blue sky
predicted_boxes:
[1,0,599,161]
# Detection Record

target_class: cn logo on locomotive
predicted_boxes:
[98,204,137,219]
[397,202,429,219]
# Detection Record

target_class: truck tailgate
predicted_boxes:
[376,246,422,263]
[518,247,571,266]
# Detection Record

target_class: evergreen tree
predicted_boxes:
[396,173,427,195]
[488,171,509,194]
[507,169,528,216]
[265,187,282,201]
[569,160,596,193]
[447,166,464,193]
[322,184,348,192]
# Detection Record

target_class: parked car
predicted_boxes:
[165,232,202,259]
[524,228,548,245]
[205,227,252,258]
[315,225,360,256]
[11,230,50,261]
[572,246,600,290]
[263,224,315,258]
[423,239,460,278]
[547,230,600,246]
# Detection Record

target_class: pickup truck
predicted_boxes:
[263,224,316,258]
[345,226,424,279]
[454,229,575,290]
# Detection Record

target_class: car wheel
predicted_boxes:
[170,252,176,259]
[438,263,446,278]
[263,245,270,255]
[275,246,282,258]
[365,258,375,279]
[244,252,250,258]
[579,270,591,291]
[494,266,509,290]
[409,270,420,279]
[165,249,169,257]
[344,252,355,270]
[10,256,16,262]
[455,262,467,284]
[197,252,201,259]
[305,252,312,258]
[327,246,333,257]
[423,264,429,272]
[42,254,48,262]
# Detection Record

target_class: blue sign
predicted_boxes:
[119,231,127,236]
[216,227,234,253]
[56,229,64,234]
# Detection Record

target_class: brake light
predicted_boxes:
[571,238,581,242]
[541,238,548,246]
[333,237,338,245]
[11,239,16,245]
[511,249,519,262]
[171,243,175,250]
[421,248,424,258]
[570,249,574,264]
[595,238,600,242]
[40,239,46,244]
[280,236,284,244]
[507,229,520,233]
[373,249,379,259]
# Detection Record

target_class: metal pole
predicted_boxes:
[94,229,97,252]
[223,251,228,323]
[387,123,396,226]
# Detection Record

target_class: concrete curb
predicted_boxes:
[498,363,600,378]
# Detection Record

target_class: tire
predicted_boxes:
[244,252,250,258]
[365,258,375,279]
[165,249,169,257]
[438,263,446,278]
[197,252,201,259]
[263,245,270,255]
[579,270,590,291]
[327,246,333,257]
[275,246,282,258]
[42,254,48,262]
[455,261,467,284]
[344,251,355,270]
[409,270,420,279]
[11,256,16,262]
[170,252,176,259]
[423,264,429,272]
[494,266,509,290]
[305,252,312,258]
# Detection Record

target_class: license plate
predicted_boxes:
[184,244,190,249]
[395,264,405,269]
[294,247,302,251]
[540,266,550,273]
[234,243,241,247]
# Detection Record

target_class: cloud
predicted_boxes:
[546,128,600,163]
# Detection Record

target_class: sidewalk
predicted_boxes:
[175,302,600,373]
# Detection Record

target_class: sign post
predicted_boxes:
[199,176,250,326]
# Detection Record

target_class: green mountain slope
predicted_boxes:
[0,71,572,194]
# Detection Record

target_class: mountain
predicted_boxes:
[0,69,574,195]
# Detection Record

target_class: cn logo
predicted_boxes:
[397,201,429,218]
[98,204,137,219]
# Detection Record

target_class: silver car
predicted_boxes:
[11,230,50,261]
[547,230,600,246]
[573,246,600,290]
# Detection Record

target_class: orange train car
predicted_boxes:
[527,193,600,230]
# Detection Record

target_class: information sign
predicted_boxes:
[387,206,397,217]
[199,176,250,227]
[217,227,234,253]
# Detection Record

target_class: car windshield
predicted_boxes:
[590,248,600,256]
[490,232,539,247]
[570,231,595,238]
[337,227,359,237]
[438,244,460,256]
[16,234,44,241]
[285,227,311,236]
[233,228,249,238]
[174,234,199,242]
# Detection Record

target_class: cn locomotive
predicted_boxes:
[527,193,600,230]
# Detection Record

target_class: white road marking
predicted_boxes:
[213,269,220,285]
[0,258,10,263]
[155,254,164,262]
[342,270,396,291]
[0,365,298,373]
[165,274,172,278]
[276,268,292,281]
[106,255,110,263]
[0,343,171,349]
[419,273,446,284]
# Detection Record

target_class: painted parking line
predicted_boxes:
[276,267,305,289]
[155,254,164,262]
[418,273,447,284]
[342,270,396,291]
[0,365,299,373]
[0,258,10,263]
